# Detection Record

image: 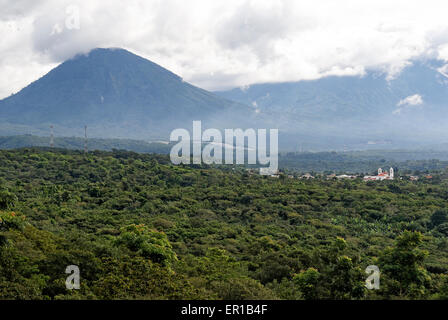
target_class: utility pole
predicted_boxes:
[50,125,54,148]
[84,125,88,153]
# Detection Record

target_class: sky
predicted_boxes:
[1,0,448,99]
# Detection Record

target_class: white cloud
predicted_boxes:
[397,94,424,107]
[438,64,448,78]
[439,46,448,61]
[393,94,424,114]
[1,0,448,98]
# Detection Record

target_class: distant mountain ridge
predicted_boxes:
[216,60,448,118]
[215,60,448,149]
[0,48,254,139]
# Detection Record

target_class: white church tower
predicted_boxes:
[378,168,383,175]
[389,167,394,179]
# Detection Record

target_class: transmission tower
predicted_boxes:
[84,125,88,153]
[50,125,54,148]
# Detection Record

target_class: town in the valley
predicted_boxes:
[246,167,433,182]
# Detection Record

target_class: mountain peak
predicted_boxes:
[63,47,182,82]
[0,48,248,139]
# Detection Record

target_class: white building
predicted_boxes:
[363,168,394,181]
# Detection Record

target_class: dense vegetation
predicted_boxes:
[1,148,448,300]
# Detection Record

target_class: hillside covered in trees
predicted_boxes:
[1,148,448,299]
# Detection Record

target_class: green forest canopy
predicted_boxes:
[0,148,448,299]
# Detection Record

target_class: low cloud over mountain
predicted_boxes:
[1,0,448,98]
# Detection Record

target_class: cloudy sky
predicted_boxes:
[1,0,448,99]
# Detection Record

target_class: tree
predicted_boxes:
[436,223,448,236]
[93,257,206,299]
[115,224,177,268]
[327,255,365,299]
[379,231,431,298]
[294,237,365,300]
[430,209,448,228]
[324,238,365,299]
[438,276,448,300]
[293,268,321,300]
[0,191,17,210]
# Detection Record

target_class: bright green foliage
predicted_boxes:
[115,224,177,267]
[293,237,365,300]
[0,148,446,300]
[0,211,25,232]
[379,231,431,299]
[294,268,321,300]
[438,276,448,300]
